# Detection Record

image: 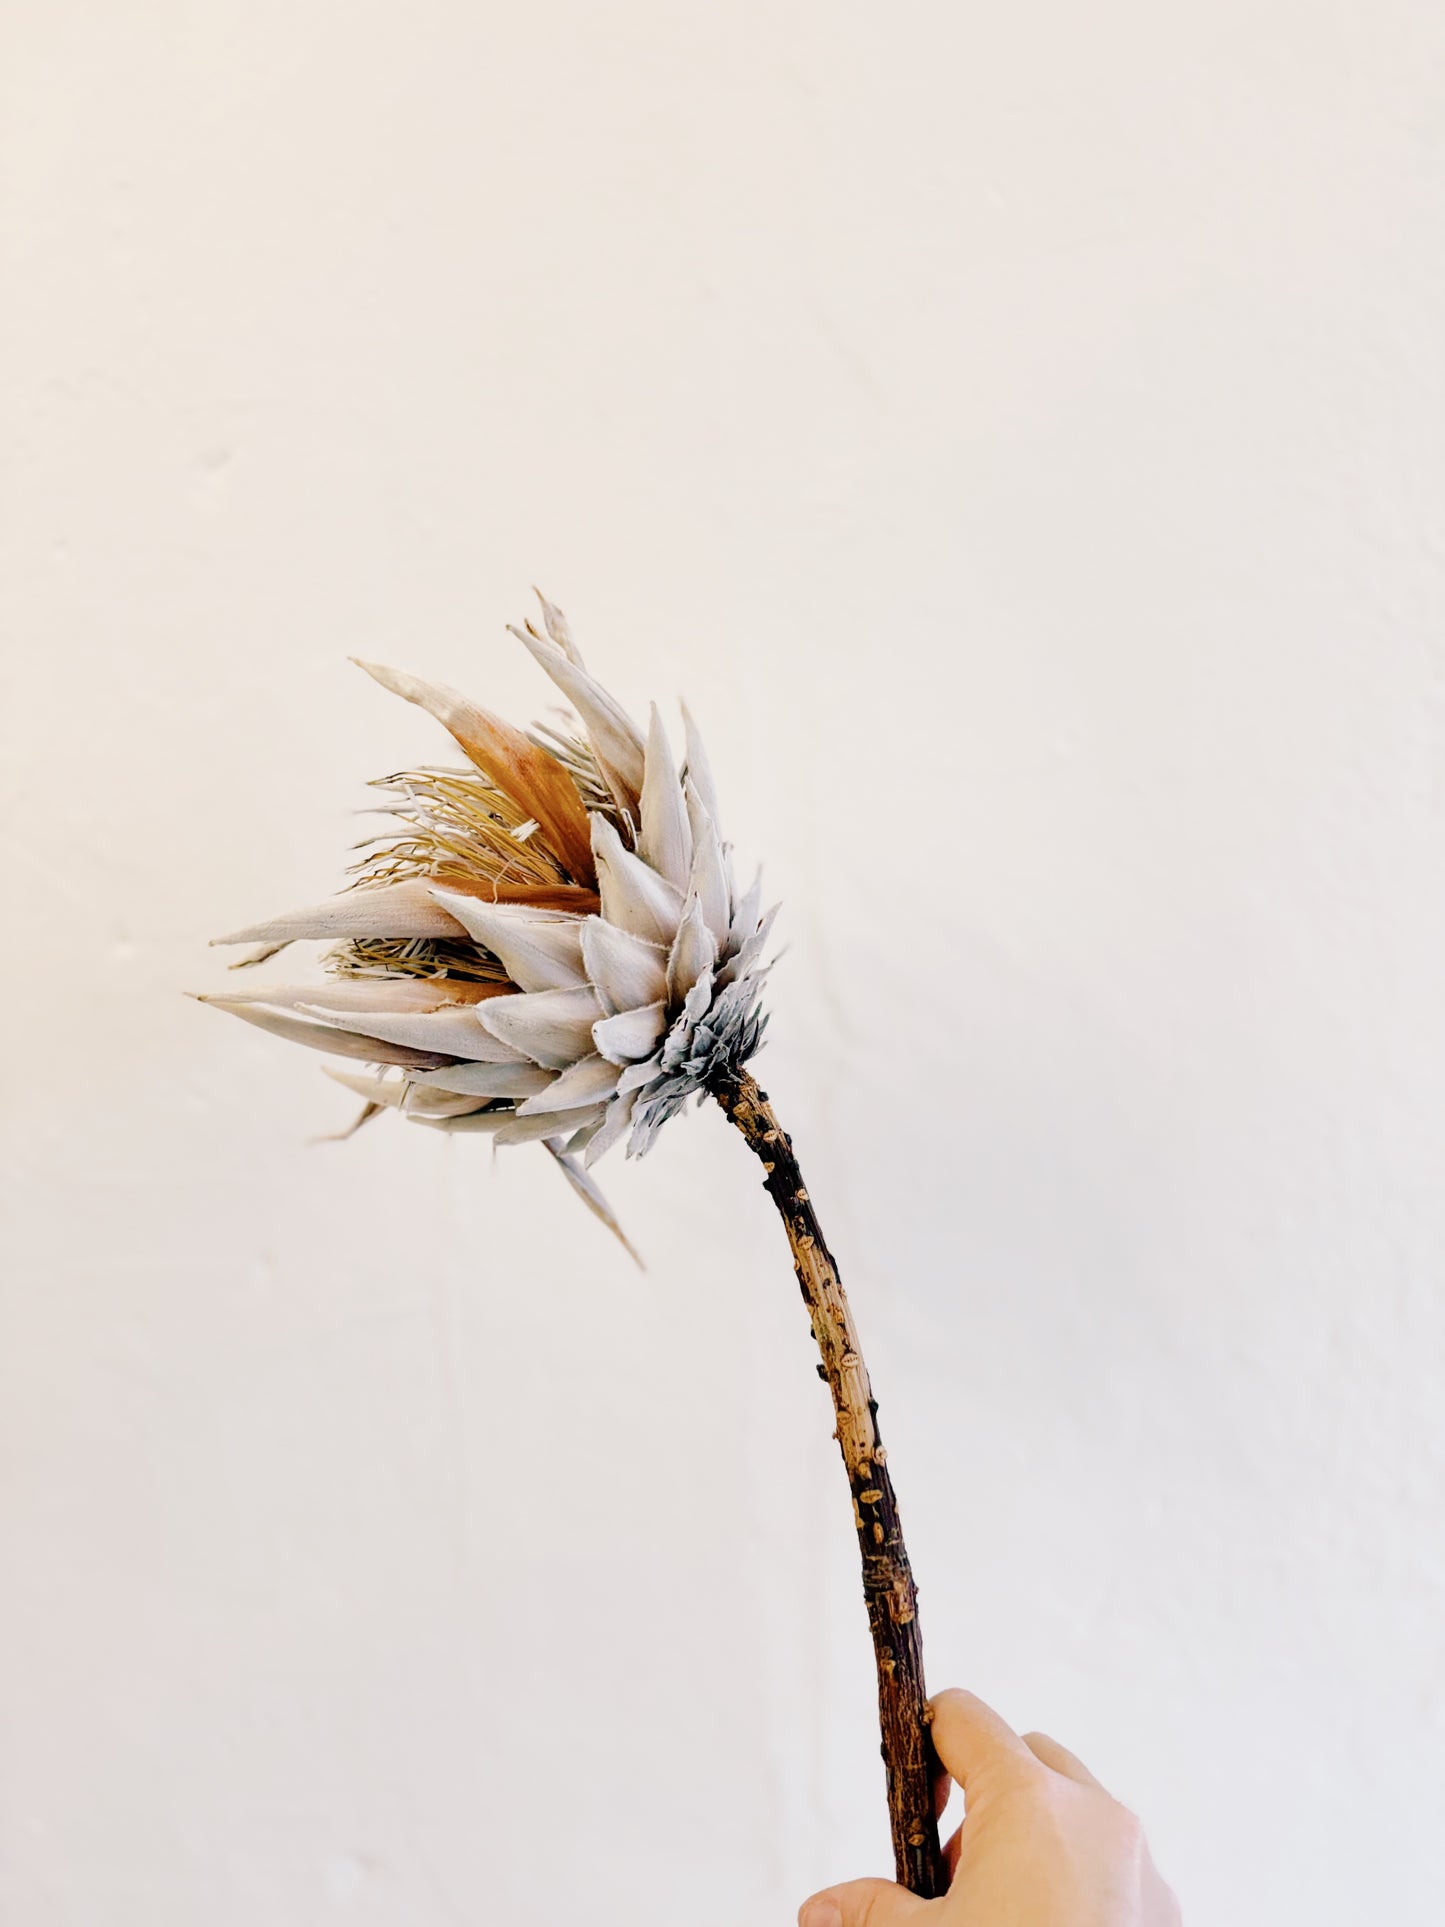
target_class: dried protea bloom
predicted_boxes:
[201,595,946,1898]
[203,595,775,1253]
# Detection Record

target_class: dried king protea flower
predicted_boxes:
[201,595,947,1898]
[203,594,775,1257]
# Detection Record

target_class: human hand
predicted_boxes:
[799,1689,1180,1927]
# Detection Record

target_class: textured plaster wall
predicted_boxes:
[3,5,1444,1923]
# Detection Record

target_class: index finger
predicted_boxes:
[927,1689,1039,1795]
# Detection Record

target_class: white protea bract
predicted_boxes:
[202,598,775,1255]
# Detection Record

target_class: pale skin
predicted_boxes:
[799,1690,1180,1927]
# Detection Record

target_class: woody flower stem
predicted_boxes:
[711,1068,947,1899]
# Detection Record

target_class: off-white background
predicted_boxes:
[3,4,1444,1923]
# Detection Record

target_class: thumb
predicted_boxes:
[799,1879,928,1927]
[927,1688,1036,1795]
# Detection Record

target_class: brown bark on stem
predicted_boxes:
[712,1068,947,1899]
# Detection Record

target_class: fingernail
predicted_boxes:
[798,1901,843,1927]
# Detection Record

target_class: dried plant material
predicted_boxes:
[195,996,454,1068]
[198,592,943,1898]
[507,620,647,815]
[351,661,596,881]
[206,595,772,1232]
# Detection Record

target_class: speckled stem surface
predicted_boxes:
[712,1068,946,1899]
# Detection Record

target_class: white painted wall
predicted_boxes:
[4,4,1443,1921]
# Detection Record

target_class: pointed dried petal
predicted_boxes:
[666,893,717,1003]
[591,815,684,947]
[617,1053,662,1095]
[214,878,597,945]
[429,889,587,992]
[322,1065,484,1118]
[200,998,452,1069]
[638,704,693,891]
[717,901,779,988]
[542,1140,645,1266]
[213,879,471,947]
[580,916,668,1017]
[486,882,602,913]
[411,1061,556,1099]
[516,1052,620,1115]
[209,977,506,1014]
[490,1102,608,1146]
[680,700,720,829]
[477,986,604,1069]
[353,659,594,882]
[659,965,715,1071]
[579,1085,635,1163]
[728,867,764,952]
[533,589,586,668]
[294,1001,506,1060]
[592,1000,668,1066]
[412,1107,515,1133]
[684,781,731,949]
[626,1103,668,1160]
[510,626,646,812]
[319,1066,406,1105]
